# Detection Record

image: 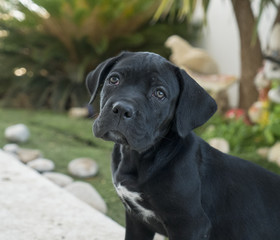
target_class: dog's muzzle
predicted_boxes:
[93,100,139,146]
[93,97,161,152]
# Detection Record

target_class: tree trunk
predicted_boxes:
[231,0,263,110]
[274,6,280,25]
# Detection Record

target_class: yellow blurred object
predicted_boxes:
[248,101,270,126]
[259,101,270,126]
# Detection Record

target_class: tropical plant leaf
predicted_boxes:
[153,0,174,21]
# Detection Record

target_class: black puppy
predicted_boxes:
[86,51,280,240]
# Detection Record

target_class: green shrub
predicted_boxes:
[198,105,280,155]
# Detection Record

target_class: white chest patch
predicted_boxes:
[114,183,156,222]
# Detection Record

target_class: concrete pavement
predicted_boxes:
[0,150,125,240]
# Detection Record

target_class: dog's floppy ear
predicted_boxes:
[86,52,126,104]
[174,68,217,138]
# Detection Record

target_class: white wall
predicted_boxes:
[202,0,240,76]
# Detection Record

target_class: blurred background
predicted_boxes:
[1,0,280,228]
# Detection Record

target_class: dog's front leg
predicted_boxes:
[125,212,155,240]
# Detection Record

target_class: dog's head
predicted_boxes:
[86,51,217,153]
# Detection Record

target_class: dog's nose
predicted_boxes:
[112,101,134,119]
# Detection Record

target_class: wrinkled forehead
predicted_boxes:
[110,52,179,88]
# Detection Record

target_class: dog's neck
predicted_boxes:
[112,131,197,185]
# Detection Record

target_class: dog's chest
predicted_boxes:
[112,144,157,222]
[114,183,156,221]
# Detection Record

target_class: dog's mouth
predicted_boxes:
[102,130,129,145]
[93,116,154,152]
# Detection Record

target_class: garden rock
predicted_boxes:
[3,143,19,154]
[257,147,270,159]
[4,124,30,143]
[43,172,73,187]
[65,181,107,214]
[17,148,42,163]
[268,142,280,166]
[68,107,89,118]
[27,158,55,173]
[68,158,99,178]
[208,138,230,153]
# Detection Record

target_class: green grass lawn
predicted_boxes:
[1,108,280,228]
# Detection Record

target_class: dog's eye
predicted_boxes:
[108,76,120,85]
[154,89,166,100]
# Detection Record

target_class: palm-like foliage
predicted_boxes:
[0,0,196,110]
[154,0,277,23]
[154,0,210,22]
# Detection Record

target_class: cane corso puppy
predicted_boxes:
[86,51,280,240]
